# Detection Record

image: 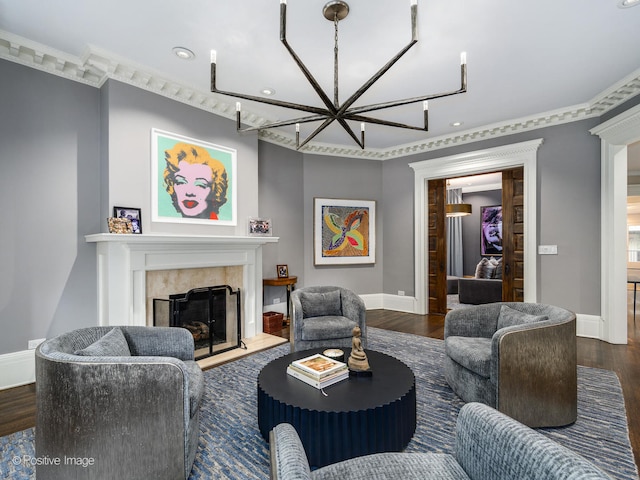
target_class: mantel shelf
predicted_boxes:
[86,233,279,246]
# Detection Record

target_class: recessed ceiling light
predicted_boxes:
[261,88,276,96]
[618,0,640,8]
[450,121,464,127]
[172,47,195,60]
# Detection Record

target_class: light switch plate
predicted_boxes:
[538,245,558,255]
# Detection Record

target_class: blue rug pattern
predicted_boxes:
[1,327,638,479]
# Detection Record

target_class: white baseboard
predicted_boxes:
[576,313,603,339]
[0,349,35,390]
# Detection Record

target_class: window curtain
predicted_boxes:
[447,188,464,277]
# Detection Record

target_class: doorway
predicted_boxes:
[410,139,542,315]
[591,104,640,344]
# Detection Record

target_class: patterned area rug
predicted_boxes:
[1,327,638,479]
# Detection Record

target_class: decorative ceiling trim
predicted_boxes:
[2,29,640,161]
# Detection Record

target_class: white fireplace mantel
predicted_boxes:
[85,233,278,338]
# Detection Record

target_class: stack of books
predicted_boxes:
[287,353,349,389]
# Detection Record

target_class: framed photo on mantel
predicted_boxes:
[113,206,142,234]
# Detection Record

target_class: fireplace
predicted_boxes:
[154,285,241,359]
[85,233,278,339]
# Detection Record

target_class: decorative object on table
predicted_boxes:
[347,326,370,372]
[287,353,348,389]
[248,217,272,236]
[107,217,132,234]
[263,311,284,334]
[481,205,502,256]
[151,128,237,226]
[277,264,289,278]
[113,206,142,234]
[314,198,376,265]
[323,348,345,363]
[209,1,467,150]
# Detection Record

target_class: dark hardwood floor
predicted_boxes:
[2,303,639,469]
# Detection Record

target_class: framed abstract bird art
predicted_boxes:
[314,198,376,265]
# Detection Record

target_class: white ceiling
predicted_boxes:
[1,0,640,155]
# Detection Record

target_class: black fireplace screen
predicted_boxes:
[153,285,241,360]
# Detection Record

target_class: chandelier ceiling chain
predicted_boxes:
[209,0,467,150]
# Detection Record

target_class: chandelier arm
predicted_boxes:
[210,88,328,116]
[336,2,418,114]
[336,118,365,149]
[346,85,467,116]
[280,1,338,114]
[236,114,329,133]
[296,117,337,150]
[344,114,428,131]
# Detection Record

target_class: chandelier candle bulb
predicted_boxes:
[361,122,365,132]
[210,50,217,64]
[236,102,241,112]
[460,52,467,65]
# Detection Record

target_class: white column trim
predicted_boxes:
[590,103,640,344]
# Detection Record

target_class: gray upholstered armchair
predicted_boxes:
[444,302,577,427]
[269,402,610,480]
[35,326,203,480]
[290,286,366,352]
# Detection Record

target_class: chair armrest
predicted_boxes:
[491,318,577,427]
[290,292,304,351]
[444,303,501,339]
[340,289,367,344]
[269,424,312,480]
[122,326,195,360]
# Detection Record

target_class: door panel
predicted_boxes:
[428,179,447,314]
[502,168,525,302]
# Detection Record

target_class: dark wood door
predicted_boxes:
[427,179,447,314]
[502,167,525,302]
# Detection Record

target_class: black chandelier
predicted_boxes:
[210,0,467,150]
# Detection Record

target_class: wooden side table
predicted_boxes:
[263,276,297,324]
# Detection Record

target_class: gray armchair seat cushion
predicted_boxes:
[300,316,358,341]
[445,337,492,378]
[269,402,611,480]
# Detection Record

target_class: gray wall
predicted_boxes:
[0,60,101,354]
[381,119,602,316]
[103,80,259,236]
[258,141,304,303]
[301,154,384,294]
[0,55,611,356]
[461,190,502,276]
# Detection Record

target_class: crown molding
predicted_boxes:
[2,29,640,161]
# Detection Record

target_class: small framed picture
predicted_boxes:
[107,217,132,234]
[277,264,289,278]
[248,217,272,236]
[113,207,142,234]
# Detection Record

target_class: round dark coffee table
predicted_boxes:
[257,348,416,467]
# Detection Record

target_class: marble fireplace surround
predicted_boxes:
[85,233,278,339]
